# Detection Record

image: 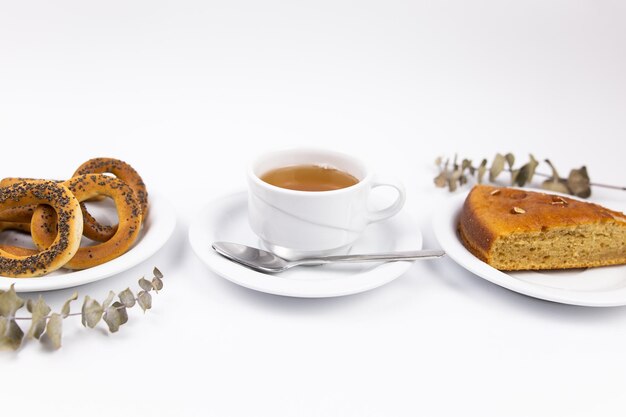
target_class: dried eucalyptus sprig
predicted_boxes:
[434,153,626,198]
[0,267,163,351]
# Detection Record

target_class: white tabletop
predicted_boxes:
[2,1,626,416]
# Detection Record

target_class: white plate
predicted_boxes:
[0,193,177,292]
[433,191,626,307]
[188,192,422,298]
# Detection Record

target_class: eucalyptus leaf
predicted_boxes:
[114,302,129,325]
[541,159,570,194]
[152,277,163,292]
[477,159,487,184]
[449,168,463,192]
[0,317,6,347]
[544,159,560,180]
[433,171,447,188]
[118,288,136,308]
[514,155,539,187]
[527,154,539,182]
[81,296,103,328]
[447,176,457,192]
[102,291,116,310]
[489,153,506,182]
[61,292,78,318]
[541,179,570,194]
[44,313,63,350]
[27,296,51,340]
[505,153,515,169]
[0,284,25,318]
[103,302,128,333]
[0,317,24,351]
[568,166,591,198]
[138,278,153,292]
[137,291,152,312]
[514,167,529,186]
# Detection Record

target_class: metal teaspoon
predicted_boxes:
[212,241,445,273]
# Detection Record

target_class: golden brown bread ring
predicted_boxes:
[31,174,142,270]
[0,177,117,243]
[73,158,148,217]
[0,178,60,225]
[0,206,36,259]
[0,205,35,223]
[0,222,37,258]
[0,221,31,234]
[80,207,118,242]
[0,222,37,257]
[0,245,36,257]
[0,179,42,225]
[0,177,62,187]
[72,158,147,241]
[0,181,83,278]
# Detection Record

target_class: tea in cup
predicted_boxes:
[247,148,406,260]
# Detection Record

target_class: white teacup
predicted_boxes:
[247,148,406,260]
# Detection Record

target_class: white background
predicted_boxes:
[1,1,626,416]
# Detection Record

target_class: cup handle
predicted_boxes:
[367,176,406,223]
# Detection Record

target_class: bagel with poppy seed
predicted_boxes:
[73,158,148,215]
[30,174,142,270]
[0,181,83,277]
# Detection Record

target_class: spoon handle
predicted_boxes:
[295,249,445,266]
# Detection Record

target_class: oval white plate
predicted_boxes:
[188,192,422,298]
[0,192,177,292]
[433,191,626,307]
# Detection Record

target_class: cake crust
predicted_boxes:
[458,185,626,270]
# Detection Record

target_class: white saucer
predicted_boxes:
[433,191,626,307]
[0,192,177,292]
[188,192,423,298]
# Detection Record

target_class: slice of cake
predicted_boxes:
[458,185,626,271]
